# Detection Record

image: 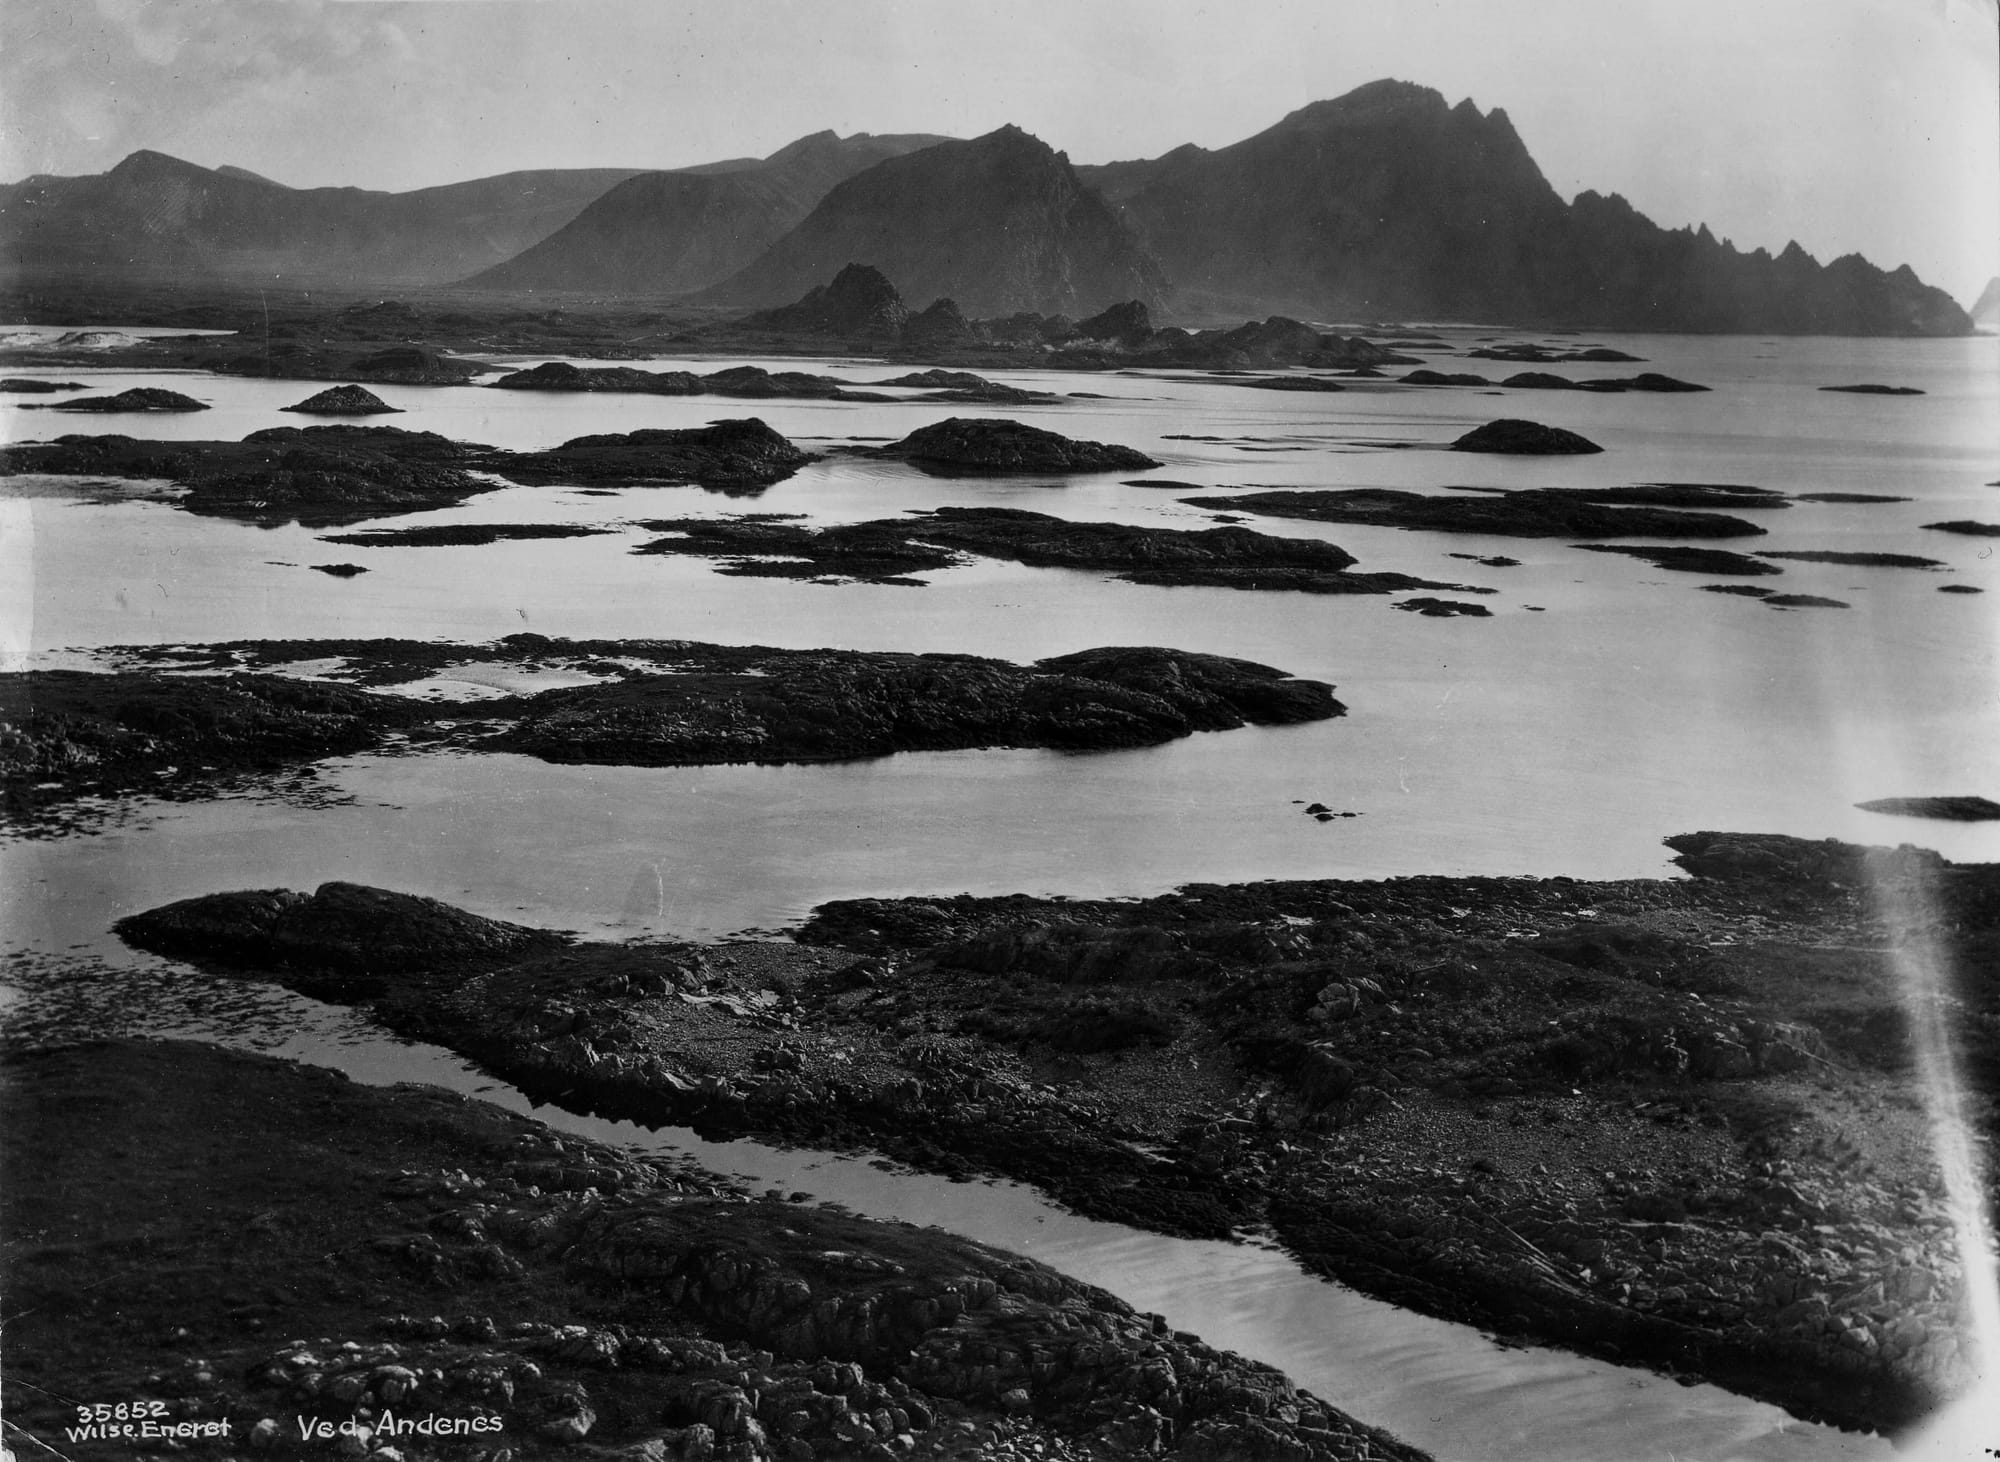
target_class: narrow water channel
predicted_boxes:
[184,984,1889,1462]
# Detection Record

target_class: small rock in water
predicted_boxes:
[1923,519,2000,537]
[281,384,403,416]
[1855,795,2000,822]
[1449,418,1602,455]
[1396,596,1493,617]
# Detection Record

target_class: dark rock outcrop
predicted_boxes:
[1402,370,1488,387]
[1923,520,2000,537]
[0,378,85,392]
[488,360,701,394]
[1576,545,1782,575]
[116,882,565,999]
[1756,550,1944,569]
[1394,597,1493,617]
[1186,488,1762,539]
[0,668,413,823]
[1449,419,1602,454]
[1855,796,2000,822]
[633,505,1479,594]
[279,384,401,415]
[736,262,913,339]
[0,418,817,523]
[497,644,1341,765]
[1443,482,1783,510]
[901,296,978,351]
[1073,300,1155,345]
[495,418,815,490]
[40,386,207,412]
[320,523,607,547]
[870,418,1158,474]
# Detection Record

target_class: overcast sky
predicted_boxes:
[3,0,1996,303]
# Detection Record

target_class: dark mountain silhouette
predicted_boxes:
[464,131,950,296]
[1079,80,1967,335]
[0,150,648,287]
[2,82,1969,335]
[700,126,1168,317]
[737,263,912,339]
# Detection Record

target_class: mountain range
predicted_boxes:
[0,150,646,287]
[0,80,1972,335]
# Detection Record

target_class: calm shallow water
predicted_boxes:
[4,332,1996,940]
[2,330,1995,1457]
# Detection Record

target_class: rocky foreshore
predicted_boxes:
[108,832,2000,1439]
[0,636,1341,826]
[2,1038,1426,1462]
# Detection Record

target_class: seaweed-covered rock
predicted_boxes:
[870,417,1159,474]
[1449,419,1602,454]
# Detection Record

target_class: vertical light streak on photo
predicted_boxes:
[1876,852,2000,1458]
